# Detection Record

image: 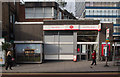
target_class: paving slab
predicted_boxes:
[1,61,120,73]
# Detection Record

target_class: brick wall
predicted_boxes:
[99,23,113,60]
[17,4,54,22]
[0,2,2,38]
[2,2,17,41]
[0,2,2,21]
[2,2,10,41]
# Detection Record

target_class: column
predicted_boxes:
[73,31,77,55]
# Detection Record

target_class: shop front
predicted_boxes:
[14,41,43,63]
[43,21,101,61]
[14,20,113,62]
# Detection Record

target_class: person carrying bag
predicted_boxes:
[5,51,13,70]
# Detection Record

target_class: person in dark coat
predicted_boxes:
[90,50,96,68]
[5,51,13,70]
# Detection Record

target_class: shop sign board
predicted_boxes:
[43,25,101,31]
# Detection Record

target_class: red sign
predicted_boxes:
[77,48,80,52]
[70,25,74,29]
[101,42,110,56]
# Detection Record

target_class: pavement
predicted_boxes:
[1,61,120,73]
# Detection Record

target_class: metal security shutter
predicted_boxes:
[44,44,59,60]
[44,31,74,60]
[44,31,59,60]
[59,34,74,60]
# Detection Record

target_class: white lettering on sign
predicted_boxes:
[43,25,65,30]
[79,25,99,30]
[43,25,101,31]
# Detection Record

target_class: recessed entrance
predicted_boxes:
[77,31,99,61]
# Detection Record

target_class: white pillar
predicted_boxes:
[52,7,54,18]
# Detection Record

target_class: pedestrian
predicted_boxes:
[90,50,96,68]
[5,51,13,70]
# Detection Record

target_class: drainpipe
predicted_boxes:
[98,29,100,61]
[98,23,101,61]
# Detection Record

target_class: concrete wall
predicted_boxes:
[14,24,43,41]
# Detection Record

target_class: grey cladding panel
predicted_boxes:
[44,35,59,42]
[60,35,73,42]
[44,44,59,55]
[59,45,73,54]
[15,24,43,41]
[44,36,54,42]
[54,35,59,42]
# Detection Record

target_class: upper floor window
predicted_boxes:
[86,2,90,7]
[25,7,53,19]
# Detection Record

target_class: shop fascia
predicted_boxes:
[43,24,101,31]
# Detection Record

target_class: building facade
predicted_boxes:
[85,0,120,41]
[13,2,76,63]
[17,2,76,22]
[75,0,85,18]
[84,0,120,59]
[14,20,113,62]
[65,0,85,18]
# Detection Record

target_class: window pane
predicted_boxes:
[35,8,43,13]
[35,14,44,18]
[25,8,34,14]
[44,13,52,17]
[102,10,104,15]
[94,10,97,15]
[86,10,89,15]
[25,14,34,18]
[44,7,52,13]
[113,10,117,15]
[82,45,86,53]
[86,2,90,7]
[98,10,100,15]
